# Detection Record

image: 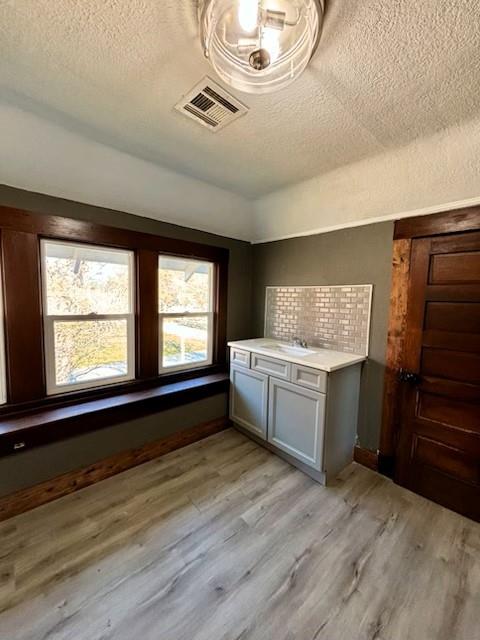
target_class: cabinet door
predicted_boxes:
[230,365,268,439]
[268,378,326,470]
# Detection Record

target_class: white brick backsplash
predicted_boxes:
[265,285,372,356]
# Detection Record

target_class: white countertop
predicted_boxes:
[227,339,366,373]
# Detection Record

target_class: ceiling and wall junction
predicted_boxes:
[1,1,479,242]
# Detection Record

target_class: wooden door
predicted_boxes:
[395,230,480,521]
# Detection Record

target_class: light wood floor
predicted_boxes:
[0,428,479,640]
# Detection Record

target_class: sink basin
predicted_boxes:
[257,341,317,357]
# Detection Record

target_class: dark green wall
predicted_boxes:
[0,185,252,343]
[0,185,393,493]
[0,185,253,495]
[252,222,394,450]
[0,394,226,497]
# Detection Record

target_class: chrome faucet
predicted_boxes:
[292,336,308,348]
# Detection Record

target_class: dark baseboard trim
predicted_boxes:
[354,446,379,471]
[0,417,229,522]
[377,453,395,478]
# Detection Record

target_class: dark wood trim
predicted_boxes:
[377,453,395,477]
[0,205,229,416]
[0,372,229,457]
[0,364,226,417]
[136,249,159,379]
[354,446,378,471]
[379,238,411,470]
[1,229,45,403]
[393,238,432,488]
[394,205,480,239]
[0,206,228,262]
[214,258,229,366]
[0,417,230,522]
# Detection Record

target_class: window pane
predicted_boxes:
[159,257,212,313]
[44,241,131,315]
[53,319,128,386]
[162,316,208,368]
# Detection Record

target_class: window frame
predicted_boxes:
[0,205,229,416]
[158,257,215,374]
[40,239,136,395]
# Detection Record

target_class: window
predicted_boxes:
[158,256,214,372]
[41,240,135,394]
[0,206,228,418]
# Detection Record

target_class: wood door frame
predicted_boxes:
[378,205,480,476]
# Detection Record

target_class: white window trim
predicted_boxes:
[41,240,136,395]
[158,258,214,374]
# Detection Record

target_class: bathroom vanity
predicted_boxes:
[228,338,366,484]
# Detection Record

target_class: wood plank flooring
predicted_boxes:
[0,428,479,640]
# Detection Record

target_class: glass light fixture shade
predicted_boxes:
[199,0,324,94]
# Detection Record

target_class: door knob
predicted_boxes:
[397,369,422,385]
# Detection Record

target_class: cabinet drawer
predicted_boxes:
[251,353,291,380]
[230,347,251,368]
[291,364,327,393]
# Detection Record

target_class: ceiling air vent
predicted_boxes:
[175,77,248,132]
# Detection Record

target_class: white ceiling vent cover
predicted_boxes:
[175,77,248,132]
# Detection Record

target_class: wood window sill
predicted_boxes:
[0,372,229,457]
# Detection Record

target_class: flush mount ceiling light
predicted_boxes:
[199,0,324,94]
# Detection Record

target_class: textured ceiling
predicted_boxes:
[1,1,479,198]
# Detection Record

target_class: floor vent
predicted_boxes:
[175,77,248,132]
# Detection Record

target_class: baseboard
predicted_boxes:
[354,445,379,471]
[377,453,395,477]
[0,417,229,522]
